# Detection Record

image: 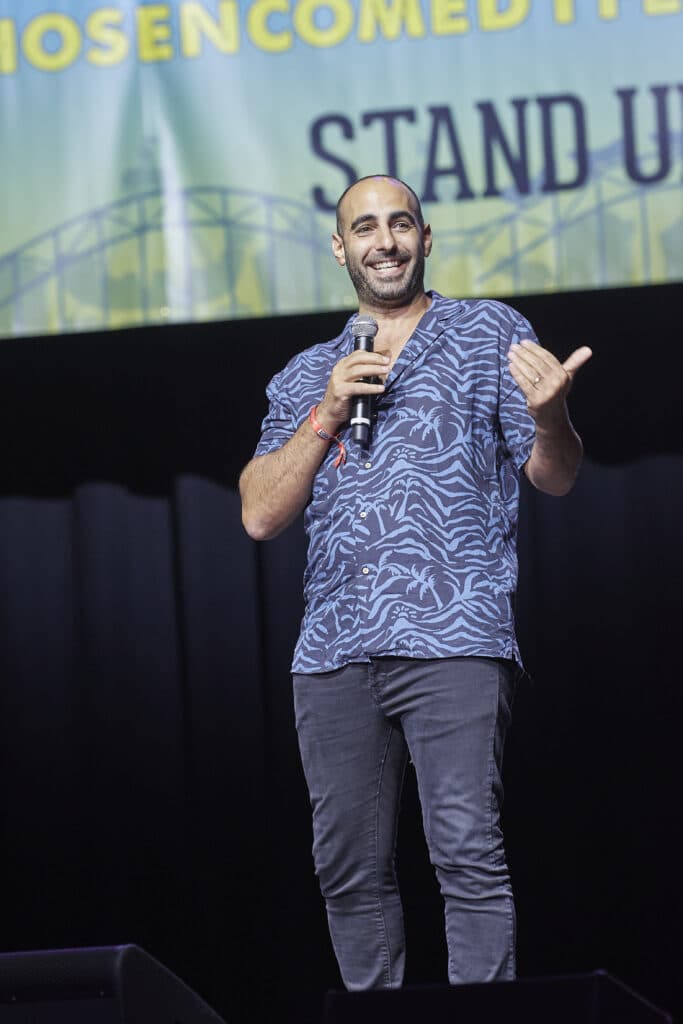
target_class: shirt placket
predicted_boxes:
[348,451,380,658]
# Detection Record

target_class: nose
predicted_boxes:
[375,224,397,251]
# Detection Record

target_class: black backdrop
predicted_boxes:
[0,282,681,1023]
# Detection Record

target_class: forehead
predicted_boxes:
[339,178,418,226]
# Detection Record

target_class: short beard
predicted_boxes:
[345,250,425,309]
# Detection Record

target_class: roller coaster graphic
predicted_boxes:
[0,137,681,337]
[0,187,337,337]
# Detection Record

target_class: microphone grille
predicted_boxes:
[351,314,379,339]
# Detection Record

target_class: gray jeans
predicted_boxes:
[293,656,518,990]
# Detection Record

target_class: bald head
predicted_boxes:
[336,176,424,235]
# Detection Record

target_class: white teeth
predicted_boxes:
[374,260,401,269]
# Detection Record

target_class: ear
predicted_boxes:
[331,232,346,266]
[423,223,433,258]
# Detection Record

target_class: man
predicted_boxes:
[239,176,591,990]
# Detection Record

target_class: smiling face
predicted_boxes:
[332,177,432,312]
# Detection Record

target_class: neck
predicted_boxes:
[359,291,432,361]
[359,290,431,327]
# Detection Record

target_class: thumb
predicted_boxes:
[562,345,593,378]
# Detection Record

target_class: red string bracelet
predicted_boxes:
[309,405,347,468]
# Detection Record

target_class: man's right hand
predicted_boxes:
[316,350,391,433]
[240,349,391,541]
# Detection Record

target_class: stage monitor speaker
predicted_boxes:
[324,972,673,1024]
[0,944,226,1024]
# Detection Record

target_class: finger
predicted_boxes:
[333,370,387,389]
[508,347,547,389]
[518,340,592,380]
[511,341,562,376]
[507,359,535,398]
[562,346,593,377]
[340,363,390,382]
[344,351,391,367]
[336,382,386,397]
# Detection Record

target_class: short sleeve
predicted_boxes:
[498,313,538,470]
[253,370,299,457]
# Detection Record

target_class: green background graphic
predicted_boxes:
[1,0,682,338]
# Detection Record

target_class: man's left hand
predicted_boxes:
[508,340,592,425]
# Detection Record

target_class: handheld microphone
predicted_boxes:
[350,314,379,446]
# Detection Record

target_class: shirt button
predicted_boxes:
[360,511,367,519]
[361,566,370,575]
[364,461,372,469]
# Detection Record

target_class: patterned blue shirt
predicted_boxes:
[254,293,537,673]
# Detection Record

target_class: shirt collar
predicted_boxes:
[336,291,463,349]
[335,292,466,387]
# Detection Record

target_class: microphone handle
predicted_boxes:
[351,335,375,446]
